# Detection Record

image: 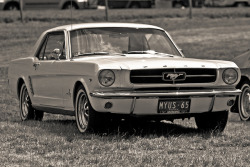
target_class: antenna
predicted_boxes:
[70,0,73,30]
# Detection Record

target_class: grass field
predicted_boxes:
[1,8,250,166]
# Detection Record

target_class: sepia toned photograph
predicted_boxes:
[0,0,249,166]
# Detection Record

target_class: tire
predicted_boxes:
[75,85,101,133]
[19,84,35,121]
[237,82,250,121]
[195,111,229,134]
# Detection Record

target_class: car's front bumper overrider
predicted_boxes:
[89,89,241,115]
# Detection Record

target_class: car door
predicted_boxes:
[31,31,65,108]
[23,0,60,9]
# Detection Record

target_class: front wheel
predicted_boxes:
[75,86,101,133]
[195,111,229,134]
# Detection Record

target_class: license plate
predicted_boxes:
[158,99,191,114]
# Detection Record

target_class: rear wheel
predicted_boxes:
[19,84,35,121]
[19,84,44,121]
[195,111,229,134]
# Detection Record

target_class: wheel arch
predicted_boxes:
[236,75,250,89]
[3,1,20,10]
[73,81,86,108]
[17,77,25,100]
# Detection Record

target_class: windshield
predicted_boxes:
[70,27,181,57]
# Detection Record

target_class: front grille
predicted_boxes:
[130,68,217,84]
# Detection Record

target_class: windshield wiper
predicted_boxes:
[74,52,109,57]
[154,52,175,57]
[127,50,175,57]
[127,51,152,54]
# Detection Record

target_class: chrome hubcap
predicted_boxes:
[77,92,89,130]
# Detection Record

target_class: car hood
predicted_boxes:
[74,54,238,70]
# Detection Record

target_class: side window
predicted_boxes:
[38,40,46,60]
[37,32,65,60]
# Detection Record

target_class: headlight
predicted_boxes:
[222,68,238,85]
[98,70,115,87]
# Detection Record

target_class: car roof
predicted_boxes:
[46,22,164,32]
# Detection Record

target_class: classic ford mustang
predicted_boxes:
[8,23,241,133]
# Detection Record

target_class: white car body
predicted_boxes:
[8,23,241,133]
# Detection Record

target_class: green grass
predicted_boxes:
[1,82,250,166]
[1,8,250,166]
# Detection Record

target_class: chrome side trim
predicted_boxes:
[28,76,34,95]
[90,89,241,98]
[130,75,216,78]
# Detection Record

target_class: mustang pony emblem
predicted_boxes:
[163,72,186,81]
[167,73,183,80]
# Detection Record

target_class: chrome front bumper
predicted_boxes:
[89,89,241,115]
[90,89,241,98]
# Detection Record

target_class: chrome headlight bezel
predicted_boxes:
[222,68,238,85]
[98,70,115,87]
